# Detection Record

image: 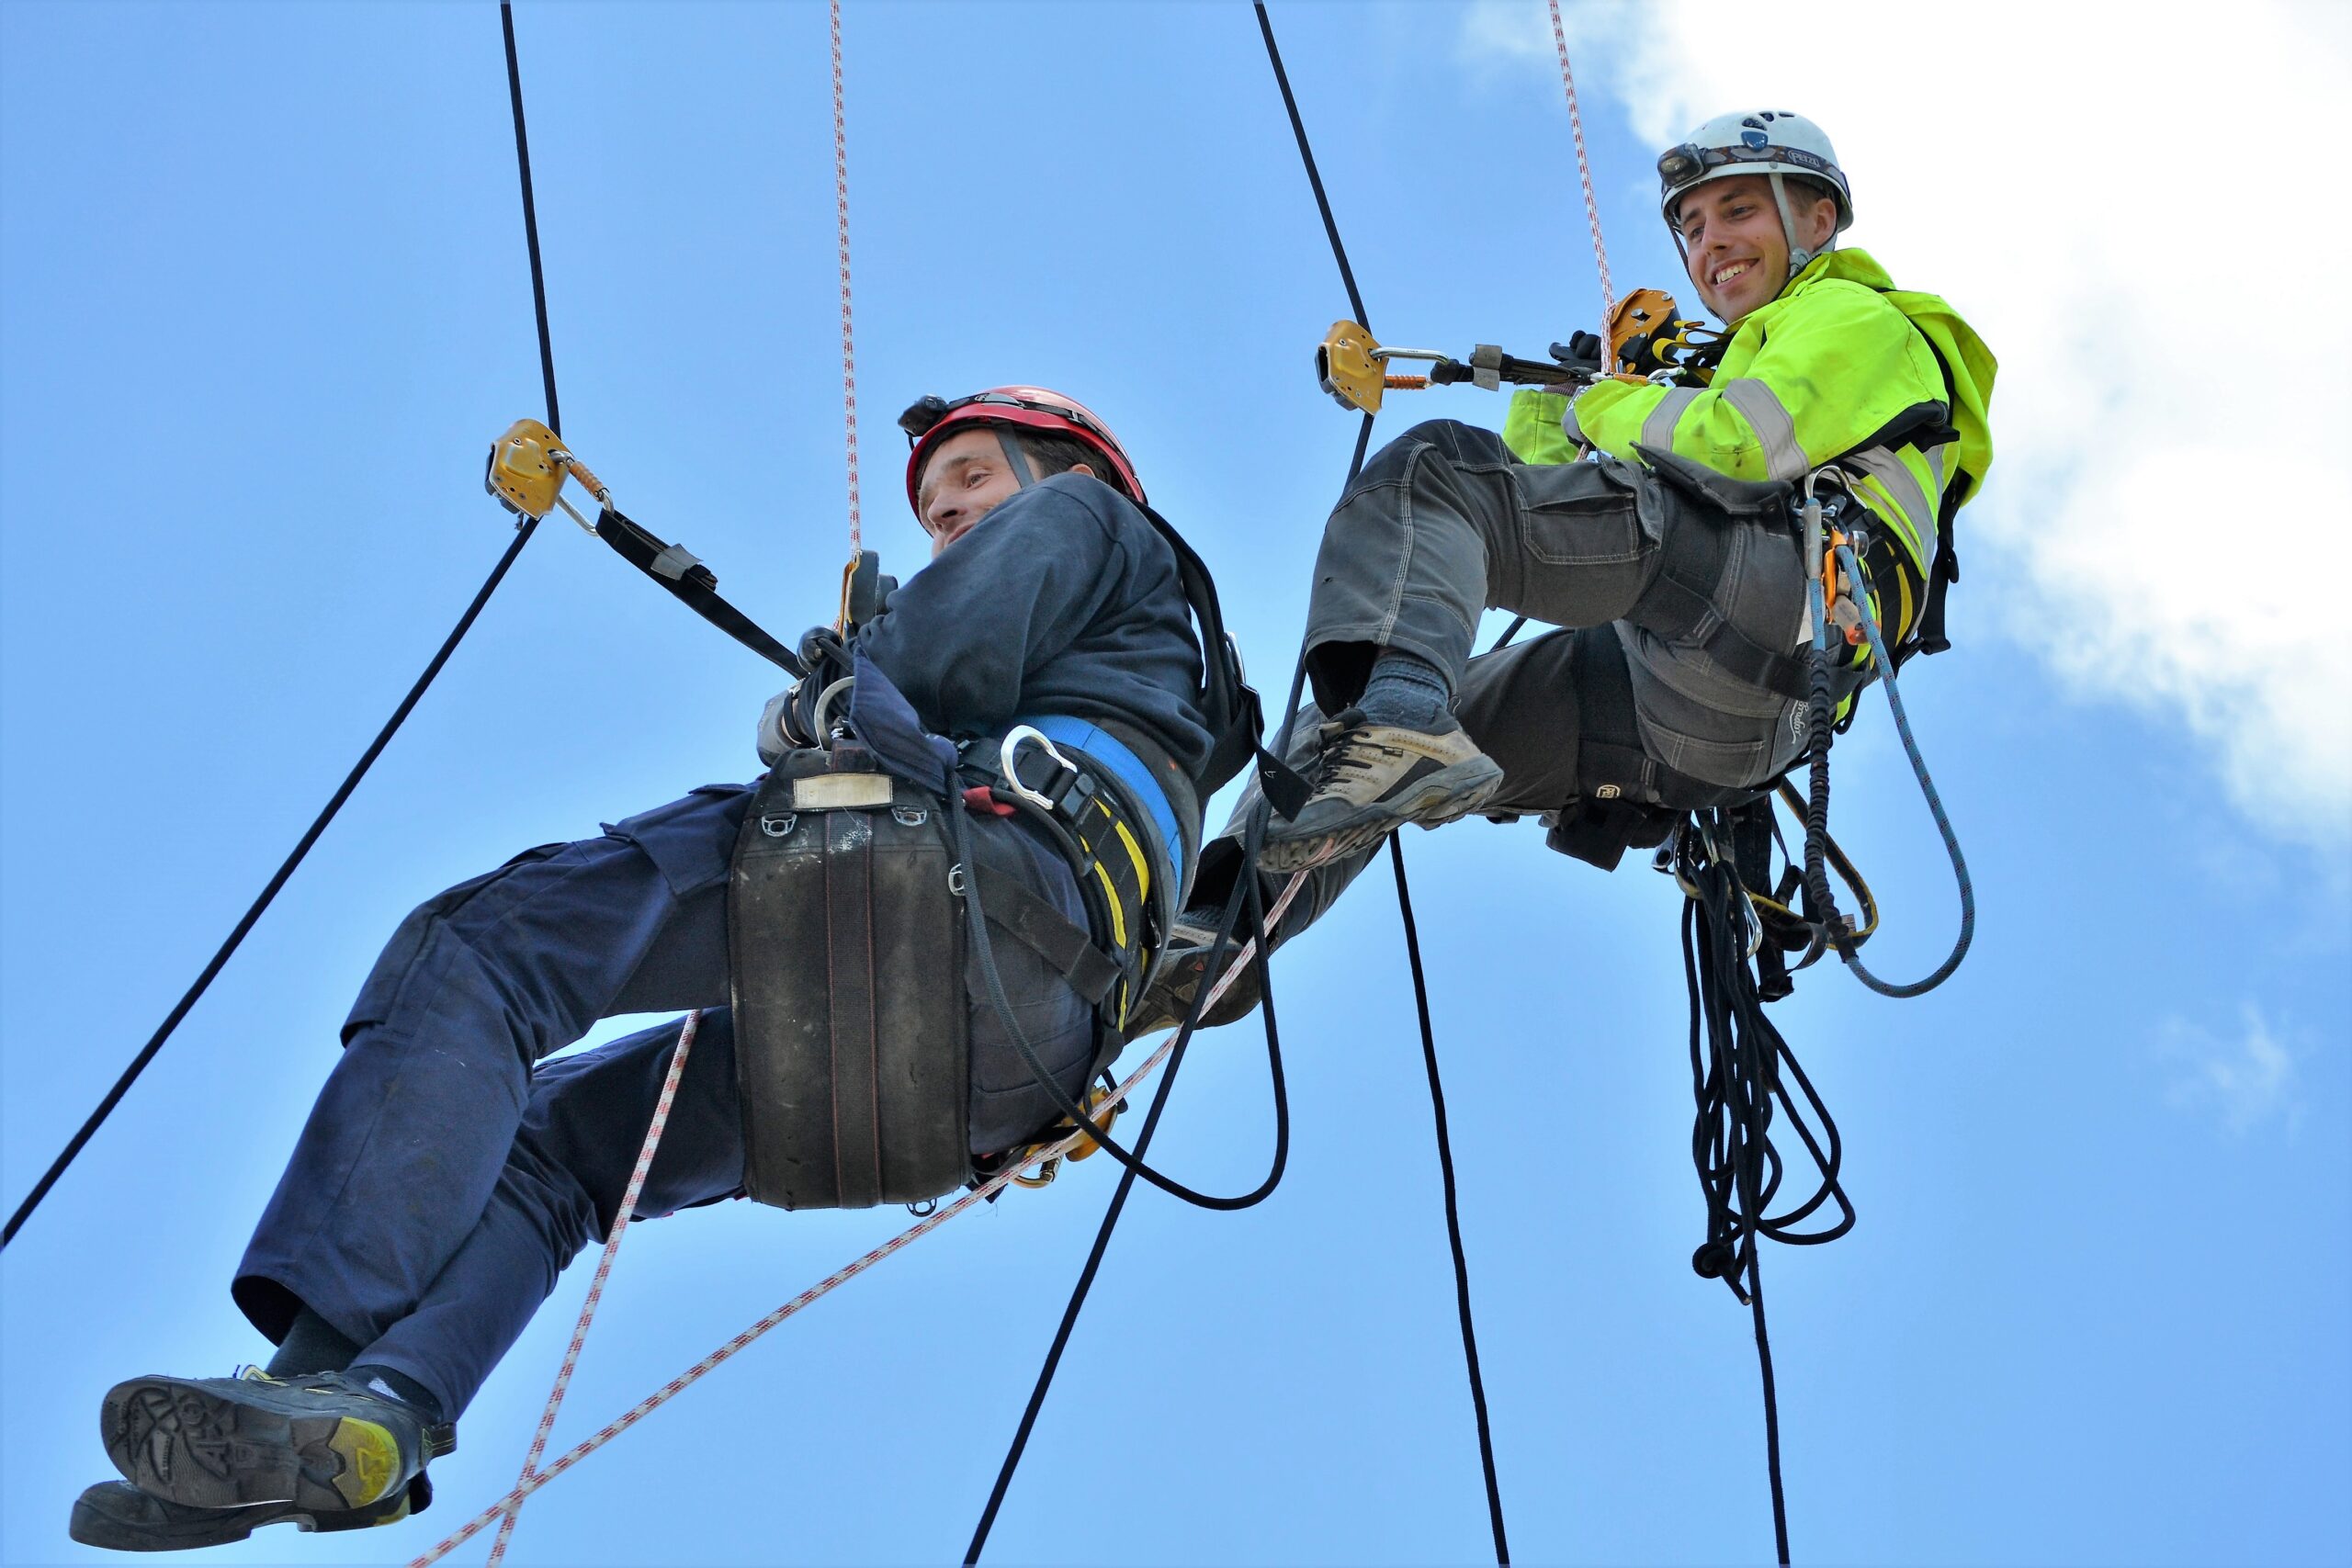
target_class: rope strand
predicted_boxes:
[830,0,861,554]
[0,1,556,1253]
[484,1012,706,1566]
[1250,6,1509,1559]
[1545,0,1616,367]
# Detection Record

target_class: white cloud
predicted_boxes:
[1462,0,2352,842]
[2160,1003,2303,1136]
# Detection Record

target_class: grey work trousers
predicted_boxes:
[1219,419,1816,932]
[1304,419,1811,790]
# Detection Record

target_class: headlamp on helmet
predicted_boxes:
[1657,109,1853,285]
[900,386,1145,516]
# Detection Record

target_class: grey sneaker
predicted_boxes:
[102,1369,452,1515]
[1260,709,1502,873]
[1125,913,1262,1041]
[67,1473,430,1552]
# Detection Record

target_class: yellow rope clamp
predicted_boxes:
[484,417,607,534]
[1317,320,1388,413]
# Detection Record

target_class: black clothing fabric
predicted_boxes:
[858,472,1214,786]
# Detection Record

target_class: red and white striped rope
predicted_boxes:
[1545,0,1617,367]
[831,0,862,555]
[480,1009,704,1567]
[410,873,1307,1567]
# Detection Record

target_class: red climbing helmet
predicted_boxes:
[899,386,1146,513]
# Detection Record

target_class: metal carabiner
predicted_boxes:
[999,725,1076,812]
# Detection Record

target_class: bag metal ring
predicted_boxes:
[812,676,857,739]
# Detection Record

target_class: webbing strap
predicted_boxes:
[1643,524,1808,705]
[594,506,807,677]
[981,873,1120,1008]
[823,811,883,1209]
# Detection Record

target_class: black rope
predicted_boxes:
[1253,5,1509,1558]
[1,4,560,1252]
[503,1,560,439]
[965,809,1282,1563]
[1679,824,1856,1565]
[951,788,1290,1213]
[1388,835,1510,1563]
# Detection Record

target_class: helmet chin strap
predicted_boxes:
[993,427,1036,490]
[1769,171,1834,280]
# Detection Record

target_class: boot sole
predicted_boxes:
[1261,758,1503,873]
[102,1377,406,1513]
[68,1477,421,1551]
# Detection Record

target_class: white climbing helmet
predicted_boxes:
[1657,110,1852,276]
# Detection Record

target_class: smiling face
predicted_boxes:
[1672,174,1839,323]
[910,427,1095,558]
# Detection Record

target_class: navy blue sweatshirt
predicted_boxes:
[854,473,1213,785]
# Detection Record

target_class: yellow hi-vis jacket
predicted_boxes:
[1502,248,1996,649]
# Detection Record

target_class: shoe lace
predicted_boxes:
[1308,725,1392,791]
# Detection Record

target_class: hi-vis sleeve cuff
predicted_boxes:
[1502,389,1577,465]
[1566,374,1813,481]
[1561,378,1665,459]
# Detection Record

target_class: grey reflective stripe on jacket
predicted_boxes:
[1715,378,1810,480]
[1838,444,1941,567]
[1565,378,1809,483]
[1638,387,1702,453]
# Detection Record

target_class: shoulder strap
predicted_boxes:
[1138,504,1275,800]
[1864,290,1966,658]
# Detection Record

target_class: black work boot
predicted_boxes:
[1124,912,1263,1041]
[1259,707,1502,874]
[67,1472,432,1552]
[101,1370,453,1515]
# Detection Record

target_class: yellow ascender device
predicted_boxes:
[1315,321,1459,414]
[1608,288,1722,382]
[1313,289,1727,416]
[484,418,610,532]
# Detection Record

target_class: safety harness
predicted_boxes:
[726,696,1172,1209]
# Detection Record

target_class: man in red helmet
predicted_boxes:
[75,389,1220,1553]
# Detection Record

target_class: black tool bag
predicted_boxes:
[728,743,971,1210]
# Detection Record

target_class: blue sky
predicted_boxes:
[3,4,2346,1565]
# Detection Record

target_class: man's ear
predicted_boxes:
[1069,462,1097,479]
[1805,197,1839,252]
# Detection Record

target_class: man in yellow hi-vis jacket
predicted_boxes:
[1245,108,1996,886]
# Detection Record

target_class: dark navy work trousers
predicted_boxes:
[232,783,1094,1420]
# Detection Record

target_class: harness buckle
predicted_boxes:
[999,725,1079,811]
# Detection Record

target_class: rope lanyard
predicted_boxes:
[0,0,556,1256]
